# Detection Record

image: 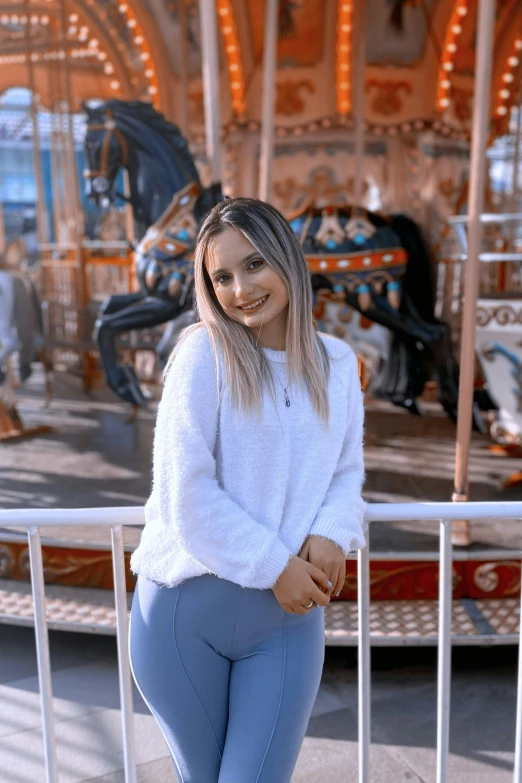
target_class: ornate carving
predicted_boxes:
[476,304,522,327]
[0,545,14,578]
[276,80,315,116]
[473,562,521,595]
[450,86,473,123]
[365,79,412,116]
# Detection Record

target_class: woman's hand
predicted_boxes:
[298,535,346,597]
[272,555,331,615]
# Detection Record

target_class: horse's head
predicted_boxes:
[83,103,128,207]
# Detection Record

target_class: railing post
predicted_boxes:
[358,539,371,782]
[514,552,522,782]
[436,518,453,783]
[111,526,137,783]
[28,526,59,783]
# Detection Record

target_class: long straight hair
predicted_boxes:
[167,197,332,425]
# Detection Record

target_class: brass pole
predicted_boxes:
[452,0,496,546]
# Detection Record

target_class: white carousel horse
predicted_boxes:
[0,239,51,405]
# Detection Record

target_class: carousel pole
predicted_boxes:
[25,2,49,246]
[59,0,84,243]
[59,0,91,390]
[258,0,279,202]
[178,0,189,137]
[452,0,496,546]
[199,0,222,184]
[352,0,366,207]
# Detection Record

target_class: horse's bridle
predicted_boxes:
[83,110,129,195]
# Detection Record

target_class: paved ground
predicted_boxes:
[0,623,518,782]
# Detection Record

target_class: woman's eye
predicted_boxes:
[216,259,263,285]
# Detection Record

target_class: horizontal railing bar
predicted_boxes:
[1,501,522,528]
[447,213,522,224]
[1,528,517,561]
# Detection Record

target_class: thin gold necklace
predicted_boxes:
[255,311,291,406]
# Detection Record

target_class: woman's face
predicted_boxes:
[205,226,289,344]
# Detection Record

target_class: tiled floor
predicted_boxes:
[0,623,518,782]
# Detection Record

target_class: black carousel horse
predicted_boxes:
[291,205,472,423]
[84,100,483,426]
[83,99,222,406]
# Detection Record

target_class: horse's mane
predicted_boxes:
[99,99,200,185]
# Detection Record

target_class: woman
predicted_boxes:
[129,197,367,783]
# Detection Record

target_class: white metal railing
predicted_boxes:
[1,501,522,783]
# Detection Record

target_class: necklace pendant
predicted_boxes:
[284,388,291,407]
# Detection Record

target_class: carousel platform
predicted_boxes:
[1,368,522,645]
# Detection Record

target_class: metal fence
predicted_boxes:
[1,501,522,783]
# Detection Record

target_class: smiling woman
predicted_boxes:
[129,196,367,783]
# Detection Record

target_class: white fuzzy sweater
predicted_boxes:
[130,326,367,590]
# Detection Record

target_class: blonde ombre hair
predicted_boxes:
[167,197,333,425]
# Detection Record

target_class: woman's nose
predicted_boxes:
[234,276,255,299]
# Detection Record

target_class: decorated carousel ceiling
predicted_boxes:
[0,0,520,141]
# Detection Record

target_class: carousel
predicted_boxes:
[0,0,522,645]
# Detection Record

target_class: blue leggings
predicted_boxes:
[129,572,325,783]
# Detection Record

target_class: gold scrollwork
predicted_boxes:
[476,305,522,327]
[473,562,521,595]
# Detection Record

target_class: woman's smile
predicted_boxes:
[238,294,270,312]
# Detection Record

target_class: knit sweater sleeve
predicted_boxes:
[308,348,367,555]
[147,328,293,589]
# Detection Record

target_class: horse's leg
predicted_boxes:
[0,273,18,385]
[94,296,182,407]
[93,292,147,374]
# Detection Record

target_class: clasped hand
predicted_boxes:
[272,535,346,615]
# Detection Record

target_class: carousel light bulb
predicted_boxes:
[89,38,99,48]
[147,85,158,94]
[118,3,128,11]
[503,73,514,82]
[41,15,49,24]
[0,14,8,23]
[140,51,150,60]
[134,35,144,44]
[98,51,107,60]
[69,13,79,22]
[127,18,137,28]
[496,106,508,116]
[30,53,38,61]
[10,14,19,23]
[104,63,114,73]
[451,24,462,34]
[68,25,77,34]
[30,15,38,23]
[441,79,451,89]
[457,5,468,14]
[110,80,120,89]
[439,97,450,108]
[442,61,454,71]
[516,40,522,51]
[145,68,154,77]
[446,43,457,52]
[499,89,510,98]
[508,56,519,67]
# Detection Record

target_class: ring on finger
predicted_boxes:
[305,599,314,609]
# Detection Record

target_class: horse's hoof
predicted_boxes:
[19,363,32,383]
[108,366,149,407]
